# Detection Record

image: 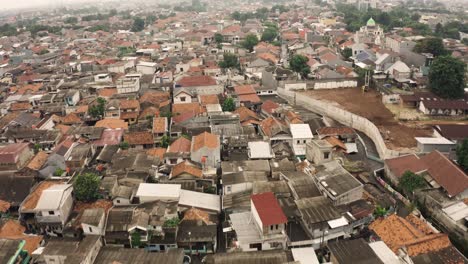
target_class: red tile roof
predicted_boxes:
[146,148,166,160]
[261,100,280,114]
[385,151,468,197]
[172,160,202,178]
[192,132,219,152]
[93,129,123,147]
[168,137,192,153]
[152,117,167,134]
[177,75,217,87]
[251,192,287,226]
[124,131,154,146]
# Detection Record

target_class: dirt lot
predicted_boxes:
[302,88,433,149]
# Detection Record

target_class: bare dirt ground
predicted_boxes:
[302,88,433,149]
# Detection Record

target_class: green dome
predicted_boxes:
[367,17,376,27]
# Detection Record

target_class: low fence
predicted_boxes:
[278,88,400,159]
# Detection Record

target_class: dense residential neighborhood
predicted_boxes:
[0,0,467,263]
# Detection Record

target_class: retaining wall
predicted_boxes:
[278,88,402,159]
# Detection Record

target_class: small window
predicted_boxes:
[48,211,55,215]
[116,199,120,204]
[89,227,93,232]
[180,97,186,102]
[275,224,279,230]
[324,152,330,159]
[227,186,232,192]
[297,140,301,144]
[268,91,273,94]
[270,225,273,231]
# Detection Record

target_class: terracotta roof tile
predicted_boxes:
[21,181,62,211]
[369,214,452,257]
[95,118,128,130]
[177,75,217,87]
[172,160,202,178]
[26,151,48,171]
[98,88,117,98]
[124,131,154,146]
[192,132,219,152]
[251,192,287,226]
[152,117,167,134]
[146,148,167,160]
[234,106,261,124]
[261,100,280,114]
[139,107,160,120]
[385,151,468,197]
[139,91,170,106]
[0,220,43,254]
[10,102,32,111]
[168,137,191,153]
[61,113,82,125]
[182,208,212,225]
[119,99,140,110]
[0,200,10,212]
[199,94,219,106]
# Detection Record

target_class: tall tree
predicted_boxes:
[214,33,223,44]
[261,27,278,42]
[414,37,448,57]
[429,56,466,99]
[456,139,468,173]
[131,17,145,32]
[219,53,239,69]
[222,98,236,112]
[290,54,310,78]
[341,47,352,60]
[74,173,101,202]
[398,171,426,195]
[241,34,259,52]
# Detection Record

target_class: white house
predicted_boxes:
[136,61,158,75]
[290,124,314,157]
[116,73,141,94]
[81,208,106,236]
[173,88,194,104]
[135,183,181,203]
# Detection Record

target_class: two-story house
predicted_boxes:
[190,132,220,169]
[119,99,140,125]
[164,137,191,166]
[20,183,74,236]
[0,143,34,171]
[290,124,314,158]
[229,192,288,251]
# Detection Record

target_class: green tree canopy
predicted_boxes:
[456,139,468,173]
[290,54,310,78]
[219,53,239,69]
[89,97,107,119]
[413,37,448,57]
[222,98,236,112]
[398,171,426,194]
[428,56,466,99]
[64,17,78,24]
[131,17,145,32]
[214,33,223,44]
[341,47,352,60]
[241,34,259,52]
[261,27,278,42]
[73,173,101,202]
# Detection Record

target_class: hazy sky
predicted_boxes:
[1,0,99,10]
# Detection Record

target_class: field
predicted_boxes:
[302,88,433,149]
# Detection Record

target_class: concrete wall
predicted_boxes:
[313,80,358,89]
[278,88,406,159]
